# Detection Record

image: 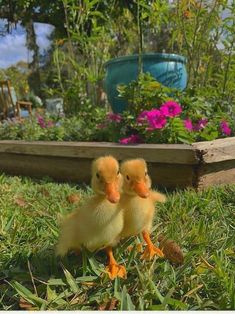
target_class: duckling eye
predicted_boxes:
[117,170,120,176]
[126,175,130,180]
[96,173,100,179]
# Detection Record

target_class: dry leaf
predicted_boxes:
[14,197,27,208]
[39,187,50,197]
[69,293,86,305]
[127,245,133,252]
[127,243,142,253]
[67,193,80,204]
[81,281,97,287]
[136,243,143,253]
[183,10,192,18]
[200,256,214,269]
[183,284,204,300]
[98,298,118,311]
[19,297,36,310]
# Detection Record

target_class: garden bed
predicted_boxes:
[0,138,234,189]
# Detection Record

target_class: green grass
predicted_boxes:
[0,173,234,310]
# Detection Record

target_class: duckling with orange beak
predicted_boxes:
[119,158,166,260]
[56,155,126,280]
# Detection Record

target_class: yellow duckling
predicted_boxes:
[56,155,126,280]
[119,158,166,260]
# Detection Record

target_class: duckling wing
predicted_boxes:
[57,197,124,255]
[150,190,166,203]
[56,210,84,256]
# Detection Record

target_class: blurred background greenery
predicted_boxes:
[0,0,234,115]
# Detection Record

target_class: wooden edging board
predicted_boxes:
[0,138,234,189]
[0,140,199,164]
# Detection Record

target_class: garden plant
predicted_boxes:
[0,73,234,144]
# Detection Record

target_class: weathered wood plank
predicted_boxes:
[149,163,195,188]
[0,140,199,165]
[0,153,91,183]
[192,137,235,164]
[0,138,234,189]
[197,160,235,189]
[0,153,196,188]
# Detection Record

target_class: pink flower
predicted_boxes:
[193,118,208,131]
[160,101,182,118]
[146,109,167,129]
[37,115,46,128]
[137,109,166,129]
[119,134,141,145]
[136,111,148,124]
[184,118,208,132]
[220,120,231,136]
[107,112,122,123]
[184,118,193,131]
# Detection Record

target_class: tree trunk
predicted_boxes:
[24,19,41,97]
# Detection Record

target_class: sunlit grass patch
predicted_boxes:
[0,174,234,310]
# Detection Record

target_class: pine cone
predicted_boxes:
[158,234,184,265]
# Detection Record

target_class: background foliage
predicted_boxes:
[1,0,234,115]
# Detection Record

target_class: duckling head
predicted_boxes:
[91,155,122,203]
[120,158,151,198]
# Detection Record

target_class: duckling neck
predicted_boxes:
[121,191,139,199]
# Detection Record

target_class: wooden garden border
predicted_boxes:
[0,138,234,189]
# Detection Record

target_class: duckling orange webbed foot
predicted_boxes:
[141,244,164,260]
[106,263,127,280]
[141,231,164,260]
[105,247,127,280]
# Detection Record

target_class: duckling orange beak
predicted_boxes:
[133,181,149,198]
[105,183,120,203]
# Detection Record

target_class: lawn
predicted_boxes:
[0,174,234,310]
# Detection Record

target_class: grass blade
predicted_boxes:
[62,267,79,294]
[120,285,135,310]
[10,281,47,308]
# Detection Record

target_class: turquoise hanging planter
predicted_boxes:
[104,53,187,113]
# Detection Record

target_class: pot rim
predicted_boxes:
[104,53,187,67]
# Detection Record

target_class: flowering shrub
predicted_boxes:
[116,101,233,145]
[0,74,234,144]
[0,105,233,144]
[220,121,231,136]
[115,74,235,144]
[160,101,182,118]
[117,72,171,115]
[0,112,105,142]
[119,134,142,145]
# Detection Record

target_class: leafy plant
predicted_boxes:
[117,72,172,116]
[0,83,234,145]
